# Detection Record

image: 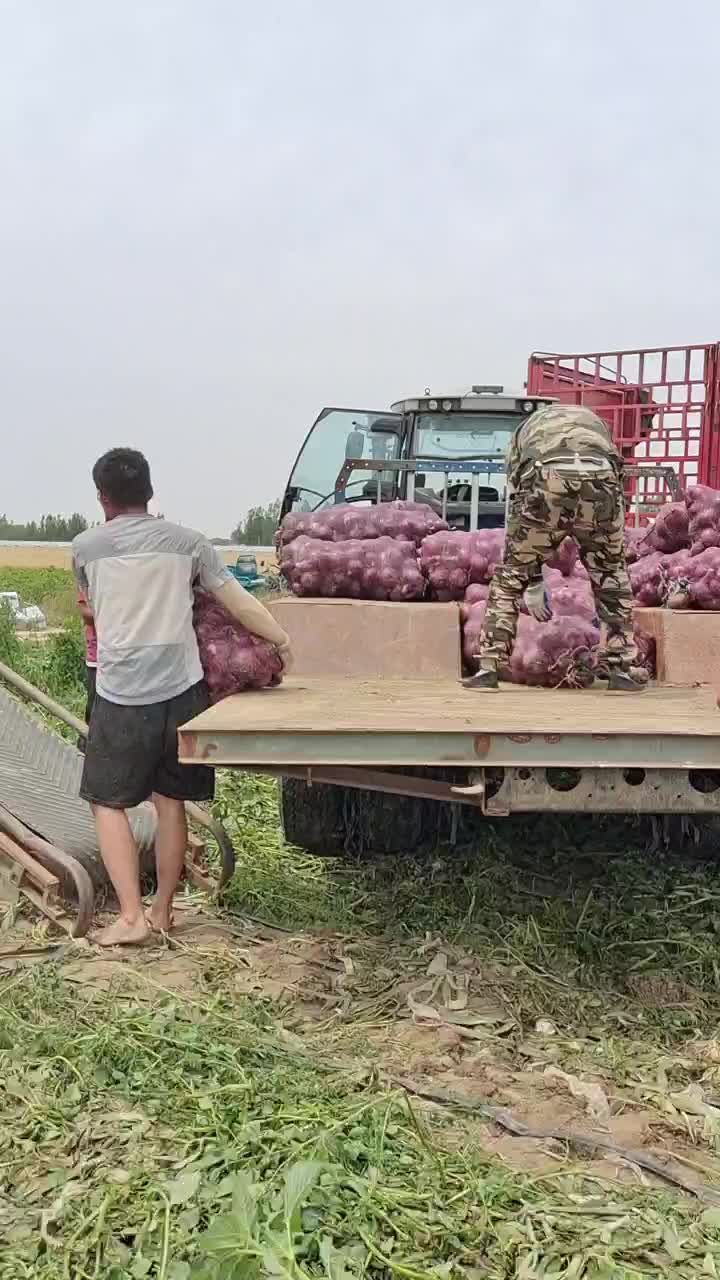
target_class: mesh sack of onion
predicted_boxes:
[193,590,283,703]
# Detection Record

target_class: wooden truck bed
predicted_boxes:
[178,679,720,770]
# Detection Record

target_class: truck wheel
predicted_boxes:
[279,778,346,855]
[279,777,449,857]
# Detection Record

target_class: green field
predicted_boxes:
[0,565,78,628]
[0,567,87,722]
[3,567,720,1277]
[0,565,74,603]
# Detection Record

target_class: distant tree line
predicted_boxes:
[230,500,281,545]
[0,513,88,541]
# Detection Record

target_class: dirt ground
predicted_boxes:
[0,544,75,569]
[5,904,720,1205]
[0,543,278,571]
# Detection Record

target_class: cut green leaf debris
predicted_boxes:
[5,610,720,1277]
[2,951,720,1279]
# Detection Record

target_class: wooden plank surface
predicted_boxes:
[267,600,461,680]
[184,679,719,738]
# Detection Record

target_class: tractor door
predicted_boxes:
[281,408,404,518]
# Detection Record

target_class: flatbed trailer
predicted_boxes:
[179,680,720,847]
[264,340,720,853]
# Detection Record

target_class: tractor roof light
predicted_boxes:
[426,398,438,411]
[522,399,536,413]
[441,399,453,411]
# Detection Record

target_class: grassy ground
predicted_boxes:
[5,941,720,1280]
[0,565,78,629]
[0,592,87,723]
[4,568,720,1276]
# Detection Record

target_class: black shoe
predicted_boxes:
[606,669,647,692]
[573,658,596,689]
[462,668,499,690]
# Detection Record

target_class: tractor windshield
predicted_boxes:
[411,413,520,525]
[413,413,517,464]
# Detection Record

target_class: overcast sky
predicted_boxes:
[2,0,719,535]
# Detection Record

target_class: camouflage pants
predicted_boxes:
[478,466,640,672]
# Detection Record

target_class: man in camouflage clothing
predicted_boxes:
[463,403,647,692]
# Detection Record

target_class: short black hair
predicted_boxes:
[92,448,154,506]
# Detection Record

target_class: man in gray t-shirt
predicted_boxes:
[74,447,291,947]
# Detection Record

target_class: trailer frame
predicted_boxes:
[178,679,720,819]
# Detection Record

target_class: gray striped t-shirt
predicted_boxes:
[72,515,232,706]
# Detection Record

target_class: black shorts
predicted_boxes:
[77,665,97,755]
[84,664,97,721]
[80,680,214,810]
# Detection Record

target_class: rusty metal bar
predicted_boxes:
[260,765,720,817]
[0,832,59,892]
[251,764,486,807]
[0,804,94,936]
[183,802,235,891]
[0,832,65,924]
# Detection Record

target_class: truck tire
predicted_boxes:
[279,777,450,857]
[279,778,346,855]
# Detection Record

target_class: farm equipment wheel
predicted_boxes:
[279,777,448,857]
[279,778,346,855]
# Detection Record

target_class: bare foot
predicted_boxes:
[91,916,151,947]
[145,907,175,934]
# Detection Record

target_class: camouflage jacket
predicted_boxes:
[507,404,621,487]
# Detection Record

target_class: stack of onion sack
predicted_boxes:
[667,547,720,610]
[686,486,720,555]
[629,549,693,607]
[624,502,690,564]
[624,526,650,564]
[642,501,690,554]
[419,530,504,600]
[541,566,656,677]
[624,487,720,609]
[278,501,444,601]
[280,535,425,600]
[278,500,447,546]
[419,530,579,601]
[461,566,655,685]
[462,596,600,687]
[193,590,283,703]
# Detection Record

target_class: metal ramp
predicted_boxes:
[0,684,156,881]
[0,662,235,936]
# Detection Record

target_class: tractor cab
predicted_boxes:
[281,387,557,531]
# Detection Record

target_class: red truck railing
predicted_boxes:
[527,343,720,509]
